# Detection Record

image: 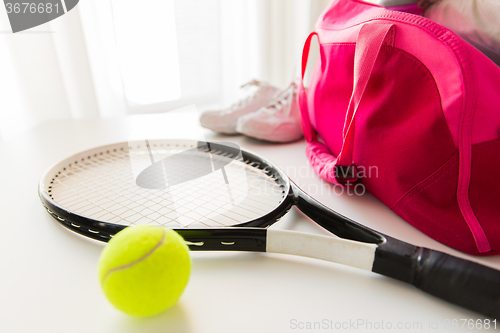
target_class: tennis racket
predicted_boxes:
[38,139,500,318]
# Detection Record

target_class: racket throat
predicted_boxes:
[177,228,267,252]
[291,183,384,244]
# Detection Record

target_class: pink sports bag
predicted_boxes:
[298,0,500,255]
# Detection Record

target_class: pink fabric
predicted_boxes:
[299,0,500,255]
[298,32,318,144]
[315,5,500,147]
[387,4,423,15]
[337,23,396,170]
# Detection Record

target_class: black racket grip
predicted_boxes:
[372,237,500,318]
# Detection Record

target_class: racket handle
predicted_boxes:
[372,237,500,319]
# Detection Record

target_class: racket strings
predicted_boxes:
[48,142,285,229]
[51,148,142,222]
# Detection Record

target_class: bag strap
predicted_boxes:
[298,32,318,143]
[336,23,396,168]
[299,22,395,185]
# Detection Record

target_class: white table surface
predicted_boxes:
[1,112,499,333]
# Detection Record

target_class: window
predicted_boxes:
[80,0,222,115]
[110,0,182,105]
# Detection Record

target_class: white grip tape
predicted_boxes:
[266,229,377,271]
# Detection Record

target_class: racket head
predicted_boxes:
[39,139,295,242]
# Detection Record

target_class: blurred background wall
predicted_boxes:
[0,0,332,140]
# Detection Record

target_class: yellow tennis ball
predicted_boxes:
[98,225,191,317]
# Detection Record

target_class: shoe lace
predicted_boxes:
[262,82,297,116]
[229,80,267,110]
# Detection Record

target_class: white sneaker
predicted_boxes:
[200,80,279,134]
[236,82,303,143]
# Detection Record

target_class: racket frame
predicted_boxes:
[39,140,385,249]
[38,140,500,318]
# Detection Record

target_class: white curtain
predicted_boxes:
[0,0,330,140]
[0,6,99,139]
[218,0,330,105]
